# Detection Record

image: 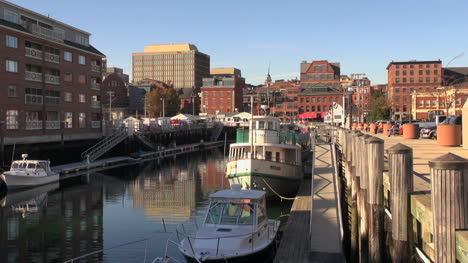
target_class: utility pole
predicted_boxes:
[160,97,165,118]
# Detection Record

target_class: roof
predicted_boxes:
[0,0,91,36]
[210,187,265,200]
[143,44,198,53]
[444,67,468,76]
[176,88,194,99]
[386,60,441,70]
[210,68,241,76]
[0,19,105,57]
[252,115,280,121]
[233,112,251,118]
[171,114,199,120]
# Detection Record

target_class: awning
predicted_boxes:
[321,112,327,118]
[298,112,317,119]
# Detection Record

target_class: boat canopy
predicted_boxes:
[209,188,265,200]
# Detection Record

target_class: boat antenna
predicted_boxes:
[250,95,254,159]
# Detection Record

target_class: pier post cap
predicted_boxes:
[386,143,412,154]
[364,136,384,144]
[352,131,363,137]
[429,152,468,170]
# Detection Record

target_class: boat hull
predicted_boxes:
[226,159,302,198]
[2,174,59,190]
[183,239,277,263]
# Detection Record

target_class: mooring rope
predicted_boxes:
[261,178,297,200]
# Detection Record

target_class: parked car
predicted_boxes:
[420,126,437,139]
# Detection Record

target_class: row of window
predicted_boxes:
[6,84,95,104]
[5,110,99,130]
[394,87,438,93]
[300,97,340,103]
[313,65,328,72]
[395,77,439,83]
[5,59,101,86]
[203,91,232,98]
[4,34,90,65]
[395,63,439,69]
[395,70,438,76]
[301,105,329,112]
[134,59,194,65]
[301,73,339,81]
[418,98,464,107]
[134,54,194,61]
[205,98,232,106]
[393,105,409,112]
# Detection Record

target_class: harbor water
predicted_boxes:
[0,149,293,262]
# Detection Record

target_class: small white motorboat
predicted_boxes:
[0,154,59,190]
[177,184,280,262]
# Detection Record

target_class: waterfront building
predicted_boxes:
[101,70,129,121]
[132,44,210,89]
[201,68,245,114]
[177,87,200,115]
[0,0,106,145]
[297,86,343,119]
[300,60,341,90]
[387,60,442,120]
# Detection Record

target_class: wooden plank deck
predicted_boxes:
[274,139,344,263]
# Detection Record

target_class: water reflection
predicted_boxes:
[0,149,289,262]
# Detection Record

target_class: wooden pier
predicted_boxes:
[52,141,224,179]
[274,136,345,262]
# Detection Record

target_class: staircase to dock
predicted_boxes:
[81,127,129,162]
[134,133,155,150]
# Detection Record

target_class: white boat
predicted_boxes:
[177,184,280,262]
[226,116,303,198]
[0,154,59,190]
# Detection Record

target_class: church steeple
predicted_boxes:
[265,62,272,87]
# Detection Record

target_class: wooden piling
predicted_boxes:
[387,143,413,263]
[429,153,468,263]
[365,136,384,263]
[358,134,370,263]
[350,131,363,262]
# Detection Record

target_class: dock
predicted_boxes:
[274,136,344,262]
[52,141,224,179]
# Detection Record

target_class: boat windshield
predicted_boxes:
[205,201,255,225]
[27,163,36,169]
[11,162,27,170]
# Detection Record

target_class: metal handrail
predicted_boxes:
[227,157,301,166]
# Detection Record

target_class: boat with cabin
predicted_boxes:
[226,116,303,198]
[177,184,280,262]
[0,154,59,190]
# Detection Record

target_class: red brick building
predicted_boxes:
[387,60,442,120]
[0,1,106,145]
[102,72,129,120]
[298,87,343,118]
[201,68,244,114]
[411,85,468,120]
[300,60,341,90]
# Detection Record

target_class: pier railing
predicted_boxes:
[315,123,468,263]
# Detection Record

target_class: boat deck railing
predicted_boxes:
[227,156,301,166]
[174,217,277,259]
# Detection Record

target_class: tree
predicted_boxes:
[145,88,180,118]
[367,93,391,121]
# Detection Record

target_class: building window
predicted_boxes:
[79,113,86,128]
[4,10,19,23]
[403,70,407,76]
[321,65,326,71]
[64,72,73,82]
[403,65,407,69]
[212,98,216,105]
[64,51,73,62]
[434,70,438,75]
[396,65,400,68]
[419,77,423,82]
[396,71,400,76]
[78,55,86,65]
[78,75,86,84]
[426,77,430,82]
[396,78,400,83]
[6,110,18,130]
[426,100,430,107]
[403,78,407,83]
[426,70,430,75]
[7,85,18,97]
[434,64,439,68]
[323,106,327,111]
[410,70,414,75]
[65,112,73,128]
[64,92,73,102]
[6,35,18,48]
[306,98,310,103]
[456,97,461,105]
[78,94,86,103]
[419,100,424,107]
[5,60,18,72]
[403,105,407,112]
[418,70,423,75]
[317,106,321,112]
[311,106,315,112]
[311,98,316,103]
[434,77,439,82]
[212,91,216,97]
[410,78,414,83]
[317,98,321,103]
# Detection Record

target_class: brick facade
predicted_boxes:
[0,3,105,145]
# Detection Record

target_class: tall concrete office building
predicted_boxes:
[132,44,210,89]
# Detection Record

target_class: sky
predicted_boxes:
[12,0,468,85]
